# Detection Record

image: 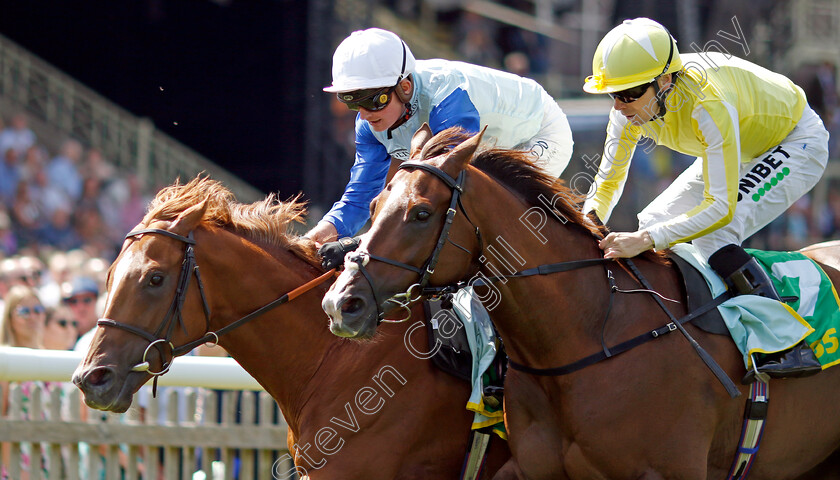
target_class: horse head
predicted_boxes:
[72,196,212,412]
[72,176,316,412]
[324,126,487,339]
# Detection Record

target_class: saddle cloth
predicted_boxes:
[426,289,506,438]
[671,244,840,370]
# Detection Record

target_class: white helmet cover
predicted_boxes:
[324,28,416,93]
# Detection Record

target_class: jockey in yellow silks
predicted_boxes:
[582,17,829,381]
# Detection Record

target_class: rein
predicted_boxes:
[98,228,335,393]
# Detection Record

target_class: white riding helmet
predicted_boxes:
[323,28,416,93]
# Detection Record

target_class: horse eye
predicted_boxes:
[416,210,431,221]
[149,274,164,287]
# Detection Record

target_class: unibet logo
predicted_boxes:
[737,145,790,202]
[751,167,790,202]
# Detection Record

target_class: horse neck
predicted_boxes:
[464,173,610,367]
[196,232,338,429]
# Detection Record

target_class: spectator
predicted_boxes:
[16,255,46,291]
[0,112,36,158]
[62,276,100,346]
[10,182,46,249]
[0,284,51,479]
[0,147,21,206]
[503,51,530,77]
[0,208,17,257]
[43,305,78,351]
[80,147,116,186]
[460,28,502,69]
[41,205,83,253]
[117,174,149,233]
[0,284,45,348]
[46,139,83,202]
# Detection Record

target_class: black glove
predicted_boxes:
[318,236,361,270]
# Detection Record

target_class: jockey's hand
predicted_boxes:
[318,236,362,270]
[599,230,654,259]
[304,221,339,247]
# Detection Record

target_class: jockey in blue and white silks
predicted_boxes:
[307,28,573,242]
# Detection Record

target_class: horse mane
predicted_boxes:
[420,128,667,264]
[420,128,606,238]
[143,176,319,263]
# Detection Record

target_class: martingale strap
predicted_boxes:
[460,431,491,480]
[507,290,731,376]
[726,380,769,480]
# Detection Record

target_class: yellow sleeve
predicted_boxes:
[583,108,640,222]
[646,102,741,249]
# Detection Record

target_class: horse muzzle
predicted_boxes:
[72,364,135,413]
[322,274,379,339]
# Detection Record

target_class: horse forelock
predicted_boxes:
[143,176,319,263]
[415,127,607,238]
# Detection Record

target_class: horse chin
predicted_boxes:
[83,392,132,413]
[328,315,378,340]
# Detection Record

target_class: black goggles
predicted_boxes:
[337,86,395,112]
[608,81,654,104]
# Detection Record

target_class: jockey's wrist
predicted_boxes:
[641,230,654,250]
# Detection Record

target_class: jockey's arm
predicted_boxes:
[644,104,741,250]
[583,108,640,223]
[601,103,741,258]
[320,123,391,238]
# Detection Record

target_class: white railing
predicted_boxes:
[0,33,264,203]
[0,347,291,480]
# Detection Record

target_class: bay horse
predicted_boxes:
[71,177,510,479]
[322,125,840,479]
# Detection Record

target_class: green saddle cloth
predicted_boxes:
[671,244,840,370]
[748,249,840,368]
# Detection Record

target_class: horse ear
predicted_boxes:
[169,199,208,236]
[444,126,486,170]
[410,123,434,159]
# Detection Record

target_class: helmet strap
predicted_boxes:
[650,75,674,121]
[387,76,415,139]
[649,25,676,121]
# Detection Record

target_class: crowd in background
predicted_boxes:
[0,110,153,479]
[0,109,154,350]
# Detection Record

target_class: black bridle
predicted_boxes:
[97,227,335,393]
[97,228,210,381]
[345,161,481,322]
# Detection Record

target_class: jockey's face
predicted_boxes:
[612,74,672,126]
[358,79,411,132]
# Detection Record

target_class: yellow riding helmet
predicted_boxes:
[583,18,682,94]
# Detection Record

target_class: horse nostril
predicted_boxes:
[84,367,114,388]
[341,297,365,315]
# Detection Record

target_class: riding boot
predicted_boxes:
[708,244,822,383]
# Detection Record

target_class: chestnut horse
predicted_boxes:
[322,126,840,479]
[72,177,510,479]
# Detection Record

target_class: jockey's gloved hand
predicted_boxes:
[318,236,362,270]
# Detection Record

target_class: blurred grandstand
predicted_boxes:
[0,0,838,263]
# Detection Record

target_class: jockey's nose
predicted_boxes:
[358,107,376,121]
[613,97,627,111]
